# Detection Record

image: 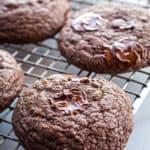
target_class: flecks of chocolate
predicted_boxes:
[72,12,102,32]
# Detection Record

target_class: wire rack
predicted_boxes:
[0,0,150,150]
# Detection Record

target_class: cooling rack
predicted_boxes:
[0,0,150,149]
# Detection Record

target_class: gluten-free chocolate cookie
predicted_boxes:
[59,3,150,74]
[0,50,24,112]
[0,0,69,43]
[13,74,133,150]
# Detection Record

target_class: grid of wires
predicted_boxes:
[0,0,150,149]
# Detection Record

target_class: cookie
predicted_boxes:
[0,50,24,112]
[59,3,150,74]
[13,74,133,150]
[0,0,69,43]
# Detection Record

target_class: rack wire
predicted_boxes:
[0,0,150,149]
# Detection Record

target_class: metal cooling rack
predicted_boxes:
[0,0,150,149]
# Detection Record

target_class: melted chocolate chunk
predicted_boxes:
[112,18,135,30]
[105,40,143,68]
[53,88,91,115]
[72,13,102,32]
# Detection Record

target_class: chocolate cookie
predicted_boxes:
[0,0,69,43]
[0,50,24,112]
[59,3,150,74]
[13,74,133,150]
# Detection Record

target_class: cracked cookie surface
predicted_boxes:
[0,0,69,43]
[0,49,24,112]
[59,2,150,74]
[13,74,133,150]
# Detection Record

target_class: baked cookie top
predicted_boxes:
[0,0,56,10]
[13,74,133,150]
[59,2,150,74]
[0,50,24,111]
[0,0,69,43]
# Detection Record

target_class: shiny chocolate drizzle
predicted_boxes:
[72,12,102,32]
[53,88,90,115]
[105,40,143,68]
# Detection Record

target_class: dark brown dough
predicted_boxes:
[59,2,150,74]
[0,49,24,112]
[0,0,69,43]
[13,74,133,150]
